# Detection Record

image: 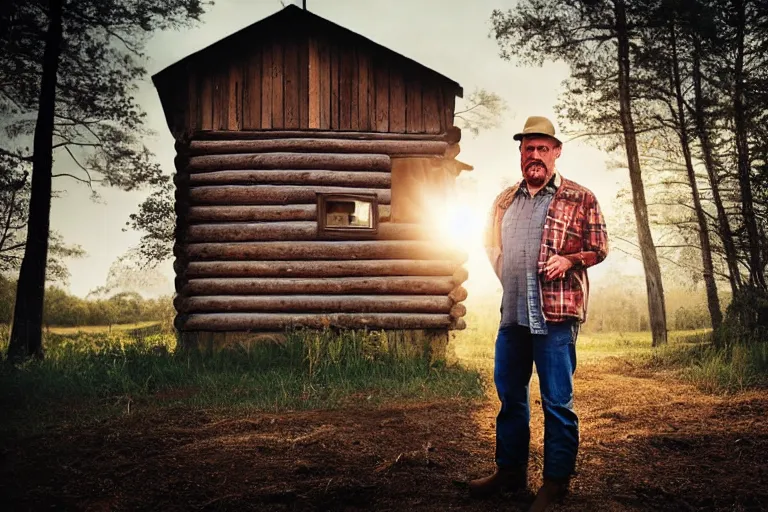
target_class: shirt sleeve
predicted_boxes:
[484,198,502,279]
[564,191,608,269]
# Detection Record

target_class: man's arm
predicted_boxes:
[563,192,608,270]
[484,199,502,280]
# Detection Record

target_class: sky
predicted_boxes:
[50,0,635,298]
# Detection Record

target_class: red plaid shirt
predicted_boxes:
[484,173,609,323]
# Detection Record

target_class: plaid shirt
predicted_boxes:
[485,173,609,323]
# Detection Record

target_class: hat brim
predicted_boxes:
[513,132,562,145]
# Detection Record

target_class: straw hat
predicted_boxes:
[513,116,562,145]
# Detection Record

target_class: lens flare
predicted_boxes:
[421,186,502,302]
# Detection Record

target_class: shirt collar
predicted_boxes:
[518,171,560,197]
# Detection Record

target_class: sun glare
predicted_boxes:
[422,189,502,302]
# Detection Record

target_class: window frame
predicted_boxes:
[316,192,379,239]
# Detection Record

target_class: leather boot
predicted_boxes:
[468,466,528,499]
[527,477,570,512]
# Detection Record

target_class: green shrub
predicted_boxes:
[714,286,768,347]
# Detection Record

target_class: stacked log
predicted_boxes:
[188,152,391,172]
[189,185,391,205]
[180,276,456,296]
[179,313,456,331]
[187,204,390,222]
[188,170,391,187]
[188,138,448,156]
[174,129,469,333]
[186,222,429,242]
[175,295,454,314]
[180,241,468,261]
[181,260,459,278]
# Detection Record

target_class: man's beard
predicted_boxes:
[523,160,549,187]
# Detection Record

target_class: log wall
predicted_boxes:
[173,125,468,334]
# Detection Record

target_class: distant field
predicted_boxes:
[451,306,712,370]
[44,322,160,335]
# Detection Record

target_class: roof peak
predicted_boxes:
[152,4,461,95]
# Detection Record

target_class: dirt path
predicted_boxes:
[1,359,766,511]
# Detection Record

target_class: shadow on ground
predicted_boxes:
[1,362,767,511]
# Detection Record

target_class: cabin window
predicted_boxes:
[317,193,379,238]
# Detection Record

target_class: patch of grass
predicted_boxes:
[450,303,710,370]
[640,333,768,393]
[45,322,160,335]
[0,328,484,433]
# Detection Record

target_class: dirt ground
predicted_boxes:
[1,358,767,511]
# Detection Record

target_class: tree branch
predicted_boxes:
[0,242,25,254]
[613,236,731,281]
[454,103,484,116]
[62,146,96,189]
[562,125,659,142]
[0,147,33,162]
[51,172,102,186]
[52,140,102,150]
[0,188,19,252]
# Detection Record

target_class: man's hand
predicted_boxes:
[543,255,573,281]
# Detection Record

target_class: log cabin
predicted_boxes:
[152,5,473,352]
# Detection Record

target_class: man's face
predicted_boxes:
[519,136,562,188]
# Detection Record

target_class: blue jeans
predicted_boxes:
[494,321,579,481]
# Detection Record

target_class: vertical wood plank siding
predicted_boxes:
[243,49,262,129]
[178,36,457,135]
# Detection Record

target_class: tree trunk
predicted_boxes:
[7,0,63,362]
[690,32,743,296]
[732,0,765,289]
[669,19,723,330]
[615,0,668,346]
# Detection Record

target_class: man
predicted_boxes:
[470,116,608,511]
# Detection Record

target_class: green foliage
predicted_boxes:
[0,275,15,324]
[0,168,84,284]
[0,0,208,289]
[454,88,509,137]
[0,328,484,431]
[0,276,172,328]
[125,180,175,265]
[714,286,768,347]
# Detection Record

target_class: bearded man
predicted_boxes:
[470,116,609,511]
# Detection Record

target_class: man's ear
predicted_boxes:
[554,145,562,159]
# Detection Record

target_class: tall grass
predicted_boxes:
[0,327,484,432]
[643,336,768,393]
